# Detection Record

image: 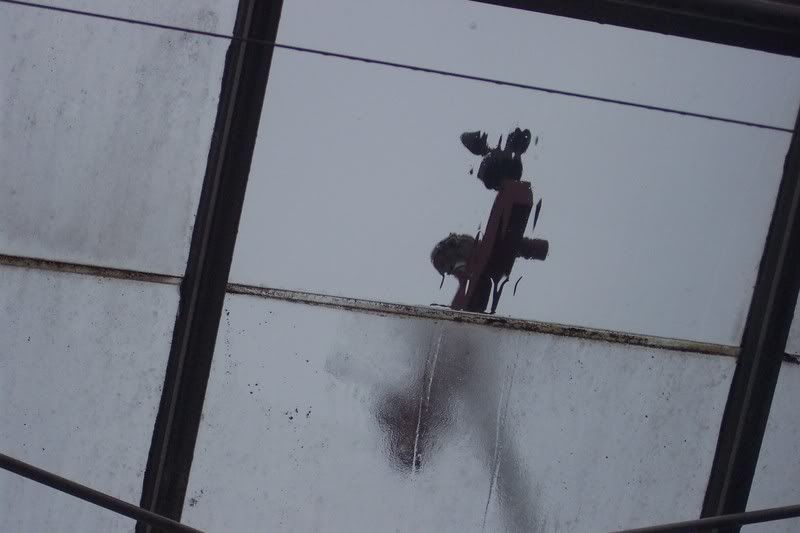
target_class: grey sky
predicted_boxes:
[232,0,800,345]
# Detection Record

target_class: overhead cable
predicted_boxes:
[0,0,793,133]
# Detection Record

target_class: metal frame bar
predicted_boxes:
[136,1,284,529]
[0,453,203,533]
[700,109,800,527]
[0,252,737,356]
[0,254,182,286]
[227,284,738,357]
[616,502,800,533]
[470,0,800,57]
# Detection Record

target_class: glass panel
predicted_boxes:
[787,304,800,356]
[183,293,734,532]
[746,363,800,533]
[32,0,239,33]
[0,266,178,531]
[230,49,790,345]
[0,4,229,275]
[278,0,800,129]
[0,471,134,533]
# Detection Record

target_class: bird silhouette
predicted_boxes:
[461,127,532,190]
[430,233,476,287]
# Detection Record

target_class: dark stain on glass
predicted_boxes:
[373,128,552,530]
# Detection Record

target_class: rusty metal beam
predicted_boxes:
[0,254,182,286]
[0,250,738,357]
[227,283,739,357]
[470,0,800,57]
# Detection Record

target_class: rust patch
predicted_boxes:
[226,283,738,358]
[0,253,181,286]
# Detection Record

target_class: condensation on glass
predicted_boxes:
[786,304,800,356]
[744,363,800,533]
[0,266,178,532]
[30,0,239,33]
[229,1,800,346]
[0,470,134,533]
[0,3,230,276]
[183,293,734,532]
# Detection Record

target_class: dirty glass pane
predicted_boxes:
[0,266,178,532]
[183,293,734,532]
[230,46,791,345]
[0,471,134,533]
[32,0,239,33]
[277,0,800,128]
[0,4,229,276]
[786,304,800,356]
[745,363,800,533]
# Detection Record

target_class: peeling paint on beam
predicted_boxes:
[0,252,738,357]
[226,283,739,357]
[0,254,182,286]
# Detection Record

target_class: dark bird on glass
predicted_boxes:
[461,127,532,190]
[431,232,548,291]
[430,233,476,288]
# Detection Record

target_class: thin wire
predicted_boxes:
[0,0,793,133]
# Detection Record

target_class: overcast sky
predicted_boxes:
[231,0,800,346]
